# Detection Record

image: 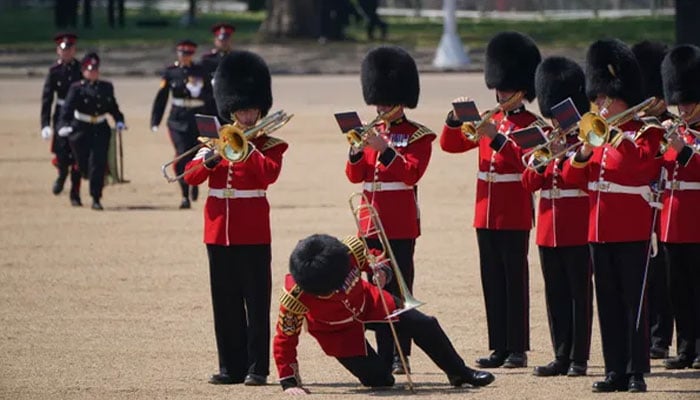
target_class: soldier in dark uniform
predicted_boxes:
[57,52,126,211]
[440,31,543,369]
[631,40,674,361]
[151,40,213,209]
[41,32,82,206]
[273,234,495,394]
[345,46,436,375]
[201,23,235,84]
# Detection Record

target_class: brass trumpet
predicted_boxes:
[461,92,525,142]
[346,106,400,150]
[160,110,293,182]
[577,96,657,149]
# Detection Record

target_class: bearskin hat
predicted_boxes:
[661,44,700,105]
[484,31,541,101]
[535,56,589,118]
[585,39,643,106]
[214,50,272,122]
[289,234,351,296]
[632,41,668,99]
[361,46,420,109]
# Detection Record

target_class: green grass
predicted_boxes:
[0,8,674,50]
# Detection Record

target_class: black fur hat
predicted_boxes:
[214,50,272,122]
[289,234,351,296]
[361,46,419,108]
[585,39,643,106]
[661,44,700,105]
[535,56,589,118]
[484,31,541,101]
[632,40,668,98]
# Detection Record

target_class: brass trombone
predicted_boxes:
[160,110,293,182]
[346,106,400,150]
[349,191,423,392]
[461,92,525,142]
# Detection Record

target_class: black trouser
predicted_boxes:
[207,244,271,380]
[648,252,673,351]
[366,238,415,358]
[337,309,474,387]
[168,107,201,199]
[538,245,593,363]
[68,121,111,201]
[476,229,530,353]
[662,242,700,358]
[590,241,650,375]
[358,0,387,39]
[107,0,125,27]
[51,110,81,197]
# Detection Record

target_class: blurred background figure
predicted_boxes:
[358,0,387,40]
[107,0,125,28]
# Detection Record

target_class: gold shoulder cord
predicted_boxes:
[261,136,287,151]
[407,123,435,144]
[341,235,368,268]
[279,285,308,314]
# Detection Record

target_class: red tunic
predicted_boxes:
[561,120,664,243]
[183,135,288,245]
[345,118,435,239]
[522,155,589,247]
[659,130,700,243]
[273,250,397,382]
[440,109,537,230]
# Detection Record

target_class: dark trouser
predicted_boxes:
[168,108,201,199]
[207,244,271,380]
[538,245,593,363]
[107,0,125,27]
[68,121,111,201]
[476,229,530,353]
[648,252,673,351]
[662,242,700,357]
[337,309,474,387]
[358,0,387,39]
[51,110,81,197]
[365,238,415,357]
[590,241,650,375]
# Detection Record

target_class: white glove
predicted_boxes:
[41,126,53,140]
[151,126,158,133]
[57,126,73,137]
[116,121,127,131]
[186,79,203,98]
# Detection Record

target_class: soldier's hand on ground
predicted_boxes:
[151,126,158,133]
[284,386,310,395]
[57,126,73,137]
[41,126,52,140]
[116,121,127,131]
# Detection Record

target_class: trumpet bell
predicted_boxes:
[578,112,610,147]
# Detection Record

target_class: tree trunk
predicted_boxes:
[676,0,700,46]
[259,0,321,38]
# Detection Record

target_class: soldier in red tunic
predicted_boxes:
[273,234,495,394]
[345,45,435,374]
[183,50,288,386]
[440,31,542,369]
[658,44,700,370]
[523,56,593,377]
[561,39,665,393]
[631,40,674,361]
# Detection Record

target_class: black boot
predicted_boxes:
[91,198,103,210]
[179,197,191,209]
[533,359,568,376]
[664,353,693,369]
[449,369,495,387]
[628,374,647,392]
[475,350,508,368]
[52,170,68,195]
[503,352,527,368]
[592,372,627,392]
[391,355,410,375]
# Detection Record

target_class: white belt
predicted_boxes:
[74,111,107,124]
[477,171,522,183]
[362,182,413,192]
[587,181,650,196]
[208,188,266,199]
[665,180,700,191]
[56,98,65,106]
[171,98,205,108]
[540,188,587,199]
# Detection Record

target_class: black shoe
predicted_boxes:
[70,196,82,207]
[664,353,693,369]
[52,175,67,195]
[475,350,508,368]
[628,375,647,393]
[208,372,242,385]
[243,373,267,386]
[91,201,103,211]
[503,352,527,368]
[533,359,568,376]
[567,361,587,377]
[190,185,199,201]
[179,198,191,209]
[392,356,410,375]
[693,356,700,369]
[449,369,495,387]
[650,346,669,359]
[591,373,627,392]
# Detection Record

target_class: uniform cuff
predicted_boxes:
[571,151,592,167]
[489,134,507,152]
[445,111,462,128]
[348,149,363,163]
[677,145,693,167]
[378,147,397,167]
[280,377,299,390]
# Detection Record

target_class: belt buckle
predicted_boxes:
[373,182,381,191]
[90,115,97,123]
[671,181,680,190]
[598,182,610,192]
[550,188,561,199]
[222,188,235,198]
[485,173,495,182]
